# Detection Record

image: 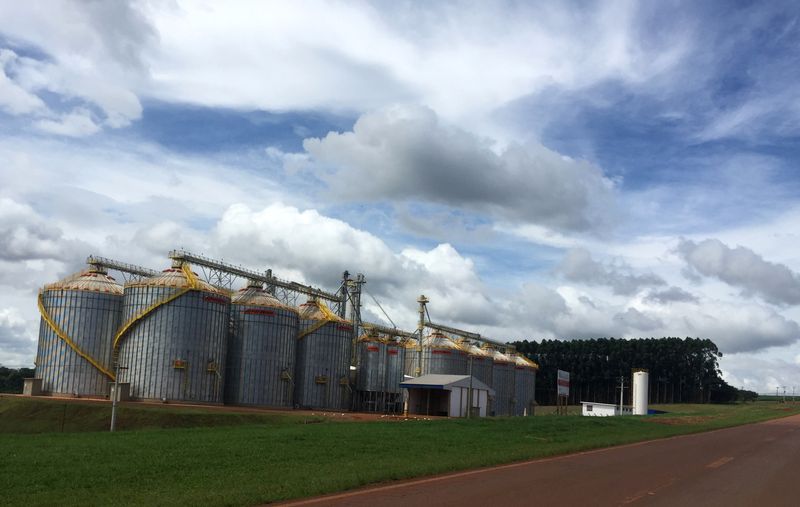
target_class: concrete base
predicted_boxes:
[23,378,43,396]
[109,382,130,402]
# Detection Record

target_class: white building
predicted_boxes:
[581,401,632,417]
[401,374,494,417]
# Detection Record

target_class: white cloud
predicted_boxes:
[0,307,36,368]
[0,1,692,131]
[34,109,101,137]
[678,238,800,306]
[613,307,663,331]
[0,197,88,262]
[644,286,699,305]
[0,2,148,132]
[304,106,616,232]
[720,346,800,394]
[0,49,47,115]
[558,247,665,295]
[210,202,497,327]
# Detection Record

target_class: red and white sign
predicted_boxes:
[557,370,570,397]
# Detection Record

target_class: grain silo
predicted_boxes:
[512,354,538,416]
[115,261,230,404]
[404,338,421,377]
[462,342,493,388]
[415,331,469,376]
[354,330,387,411]
[486,347,514,416]
[224,280,298,407]
[294,298,353,410]
[385,338,406,413]
[35,266,122,397]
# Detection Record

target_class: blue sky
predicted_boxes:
[1,0,800,391]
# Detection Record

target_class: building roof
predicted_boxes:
[400,374,495,396]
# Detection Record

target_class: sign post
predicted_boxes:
[557,370,570,415]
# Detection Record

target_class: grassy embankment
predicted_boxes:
[1,397,798,506]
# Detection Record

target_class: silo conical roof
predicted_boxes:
[485,347,512,363]
[44,267,123,295]
[358,329,384,343]
[422,331,463,350]
[298,298,349,323]
[127,261,225,294]
[465,343,492,358]
[514,354,539,369]
[232,281,297,312]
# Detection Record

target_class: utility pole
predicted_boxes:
[467,354,474,419]
[618,376,627,415]
[110,363,128,432]
[416,295,428,377]
[776,386,780,402]
[783,386,787,404]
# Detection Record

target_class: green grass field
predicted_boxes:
[1,397,798,506]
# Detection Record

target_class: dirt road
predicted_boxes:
[279,414,800,506]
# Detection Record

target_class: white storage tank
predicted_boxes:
[633,369,649,415]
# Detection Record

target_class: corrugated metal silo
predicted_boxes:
[355,332,387,392]
[35,267,122,397]
[385,338,405,393]
[463,342,493,388]
[385,338,405,412]
[418,331,468,375]
[354,331,387,411]
[404,338,420,377]
[487,347,514,416]
[512,354,538,416]
[225,280,298,407]
[115,261,230,404]
[294,298,353,410]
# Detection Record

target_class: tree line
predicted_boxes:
[0,366,35,393]
[513,337,756,405]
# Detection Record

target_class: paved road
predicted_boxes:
[279,414,800,506]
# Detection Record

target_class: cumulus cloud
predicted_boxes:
[557,247,665,295]
[0,1,149,133]
[209,202,498,327]
[304,106,616,232]
[720,349,800,394]
[1,1,692,130]
[644,286,699,305]
[0,198,88,262]
[613,307,663,331]
[0,307,36,367]
[677,238,800,306]
[0,49,47,115]
[34,109,101,137]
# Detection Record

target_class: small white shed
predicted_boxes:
[581,401,632,417]
[401,375,494,417]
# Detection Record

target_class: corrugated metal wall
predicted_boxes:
[36,289,121,396]
[513,366,536,416]
[491,361,514,416]
[225,304,298,407]
[118,287,229,403]
[420,346,468,375]
[385,341,405,393]
[355,340,386,392]
[294,320,353,410]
